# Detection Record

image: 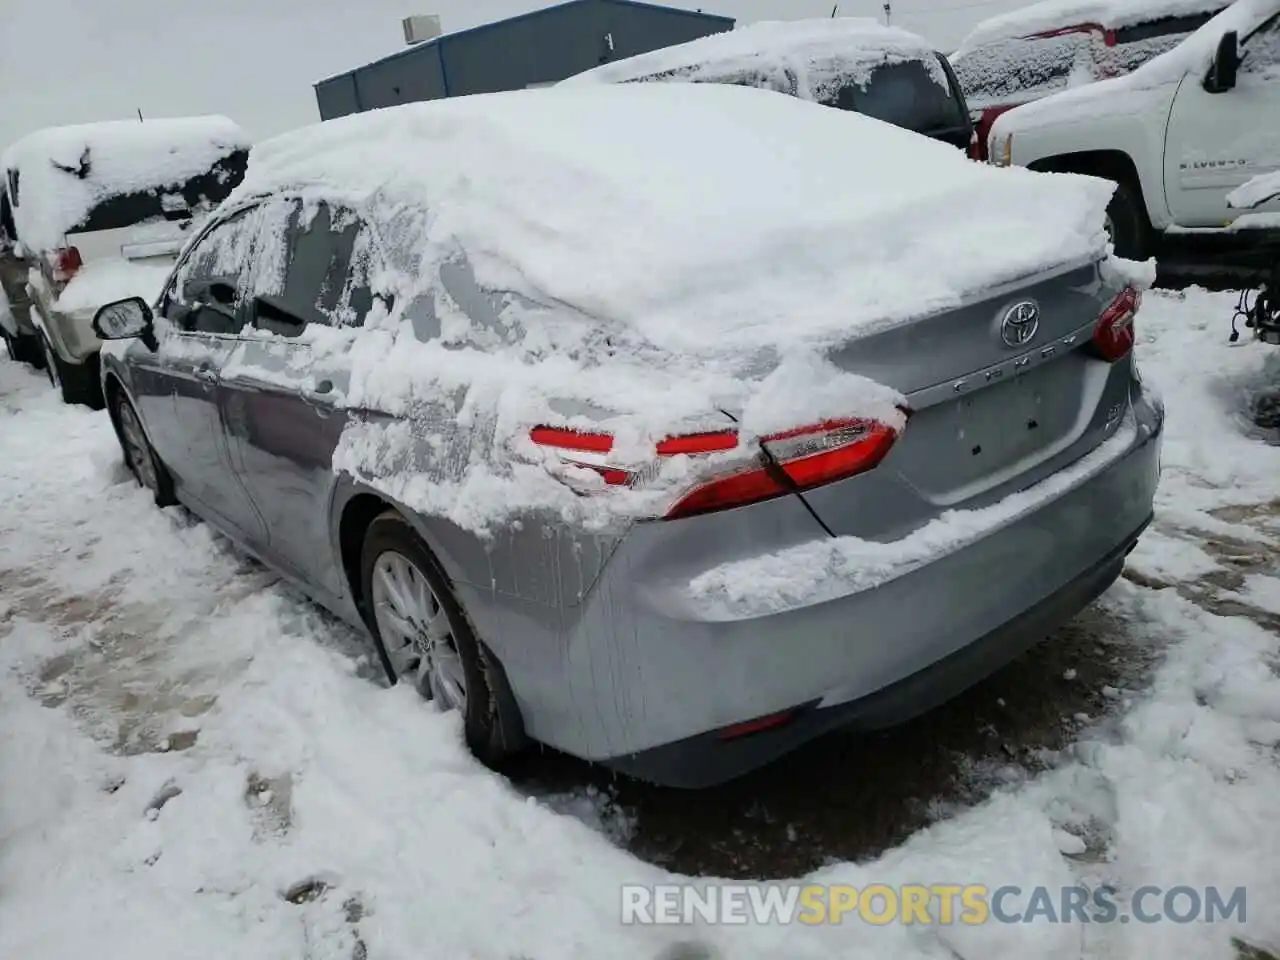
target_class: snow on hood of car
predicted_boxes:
[1,115,251,255]
[992,0,1274,130]
[221,83,1114,536]
[558,17,948,101]
[1228,170,1280,208]
[956,0,1232,53]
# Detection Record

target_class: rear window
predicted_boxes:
[953,29,1097,103]
[70,148,249,236]
[826,55,967,135]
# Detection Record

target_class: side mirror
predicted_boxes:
[1205,30,1240,93]
[93,297,157,350]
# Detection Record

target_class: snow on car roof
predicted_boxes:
[956,0,1230,51]
[559,17,946,100]
[1,114,251,253]
[231,82,1109,359]
[992,0,1273,128]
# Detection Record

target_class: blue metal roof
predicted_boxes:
[315,0,735,86]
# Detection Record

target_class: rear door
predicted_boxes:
[1163,12,1280,226]
[219,198,376,599]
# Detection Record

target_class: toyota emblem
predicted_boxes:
[1000,300,1040,347]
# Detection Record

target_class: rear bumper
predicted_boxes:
[604,514,1146,788]
[549,389,1162,782]
[30,295,99,364]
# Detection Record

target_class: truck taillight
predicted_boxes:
[50,246,83,285]
[1091,288,1139,362]
[530,417,902,520]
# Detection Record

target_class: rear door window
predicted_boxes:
[830,56,968,137]
[249,200,377,337]
[70,149,250,236]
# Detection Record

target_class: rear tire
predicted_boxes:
[40,334,104,409]
[1104,180,1152,262]
[111,388,177,507]
[359,511,527,769]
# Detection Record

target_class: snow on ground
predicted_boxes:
[3,287,1280,959]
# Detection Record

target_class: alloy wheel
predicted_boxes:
[369,550,468,712]
[118,401,158,492]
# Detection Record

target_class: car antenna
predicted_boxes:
[830,3,839,15]
[137,108,144,122]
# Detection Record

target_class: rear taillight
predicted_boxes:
[50,246,83,285]
[530,416,902,520]
[1092,287,1140,362]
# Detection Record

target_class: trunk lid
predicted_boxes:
[808,256,1131,534]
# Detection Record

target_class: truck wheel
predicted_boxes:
[1105,181,1151,262]
[40,335,105,410]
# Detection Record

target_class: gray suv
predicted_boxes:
[91,84,1162,788]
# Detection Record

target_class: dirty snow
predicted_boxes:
[3,287,1280,959]
[559,18,949,104]
[1,115,250,254]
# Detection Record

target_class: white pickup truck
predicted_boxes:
[988,0,1280,280]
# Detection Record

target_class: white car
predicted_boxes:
[988,0,1279,265]
[1,116,251,406]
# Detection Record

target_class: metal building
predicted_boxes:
[314,0,735,121]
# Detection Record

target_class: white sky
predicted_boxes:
[0,0,1026,149]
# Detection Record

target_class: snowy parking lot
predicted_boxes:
[3,287,1280,958]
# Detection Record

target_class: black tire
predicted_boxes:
[359,511,526,768]
[110,388,177,507]
[1105,180,1152,262]
[40,334,104,409]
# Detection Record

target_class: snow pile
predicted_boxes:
[1228,171,1280,209]
[1,115,250,254]
[992,0,1275,130]
[219,83,1113,534]
[560,18,949,103]
[956,0,1230,52]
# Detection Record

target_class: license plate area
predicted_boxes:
[893,359,1087,500]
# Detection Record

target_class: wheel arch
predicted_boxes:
[330,481,480,629]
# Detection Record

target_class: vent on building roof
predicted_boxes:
[403,14,442,45]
